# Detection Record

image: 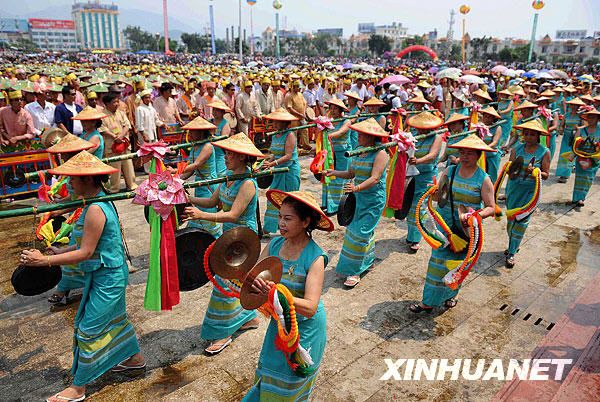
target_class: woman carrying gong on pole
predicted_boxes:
[243,189,333,401]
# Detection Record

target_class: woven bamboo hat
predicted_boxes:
[513,118,549,135]
[264,107,299,122]
[349,118,388,137]
[540,89,556,97]
[565,97,585,107]
[326,98,349,112]
[208,99,232,112]
[514,100,538,111]
[472,89,492,102]
[41,128,68,148]
[266,190,334,232]
[72,106,106,121]
[408,94,431,104]
[363,97,386,107]
[497,89,512,97]
[444,113,469,126]
[581,108,600,119]
[480,106,501,119]
[344,90,362,101]
[407,111,443,130]
[48,150,118,176]
[182,116,217,130]
[47,133,94,154]
[213,133,264,158]
[448,134,494,152]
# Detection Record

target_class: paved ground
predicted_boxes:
[1,151,599,402]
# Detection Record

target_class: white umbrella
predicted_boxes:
[515,69,526,76]
[436,68,461,80]
[536,72,553,79]
[491,65,507,73]
[503,68,517,77]
[246,61,258,68]
[549,69,568,79]
[323,61,333,67]
[460,74,485,84]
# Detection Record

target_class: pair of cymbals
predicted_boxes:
[209,227,283,309]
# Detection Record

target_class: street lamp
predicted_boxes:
[528,0,545,63]
[459,4,470,64]
[273,0,282,59]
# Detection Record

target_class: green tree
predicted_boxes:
[313,34,331,55]
[159,37,179,53]
[123,26,157,52]
[214,39,229,54]
[469,36,491,61]
[449,44,462,61]
[498,47,514,62]
[584,57,599,66]
[14,38,39,52]
[368,34,392,55]
[513,45,535,62]
[180,33,211,53]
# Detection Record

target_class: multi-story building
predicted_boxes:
[29,19,79,52]
[317,28,343,38]
[0,18,31,44]
[374,22,408,49]
[71,0,123,50]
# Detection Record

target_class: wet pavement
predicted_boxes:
[1,152,599,401]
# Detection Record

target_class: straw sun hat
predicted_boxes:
[513,118,549,135]
[349,118,389,137]
[264,107,299,122]
[407,111,444,130]
[182,116,217,130]
[448,134,494,152]
[266,189,334,232]
[213,133,264,158]
[48,150,118,176]
[72,106,107,121]
[47,133,94,154]
[207,99,232,112]
[326,98,349,112]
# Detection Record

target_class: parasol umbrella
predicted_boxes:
[378,74,410,86]
[578,74,597,83]
[515,69,526,76]
[459,74,484,84]
[491,65,508,73]
[522,72,536,79]
[462,69,481,76]
[342,62,354,69]
[436,68,461,80]
[528,69,539,74]
[323,61,333,67]
[536,72,553,79]
[246,61,258,67]
[428,66,439,74]
[549,69,568,79]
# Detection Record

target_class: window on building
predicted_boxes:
[579,47,585,53]
[594,48,599,56]
[541,46,548,53]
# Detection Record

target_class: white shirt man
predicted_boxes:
[136,90,164,142]
[25,100,55,134]
[350,82,370,102]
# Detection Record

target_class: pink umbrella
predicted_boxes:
[491,65,508,73]
[378,74,410,86]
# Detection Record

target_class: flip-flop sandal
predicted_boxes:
[205,338,232,355]
[343,276,360,288]
[505,256,515,268]
[239,322,259,331]
[48,292,69,305]
[444,298,458,308]
[575,201,585,207]
[111,361,147,372]
[408,243,420,253]
[408,303,433,313]
[46,393,86,402]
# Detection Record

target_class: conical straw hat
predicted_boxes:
[513,118,549,135]
[514,100,538,111]
[448,134,494,152]
[213,133,264,158]
[349,117,388,137]
[363,97,386,107]
[326,97,349,112]
[472,89,492,102]
[182,116,217,130]
[444,113,469,126]
[72,106,106,121]
[581,108,600,119]
[565,97,585,106]
[208,99,232,112]
[407,111,443,130]
[480,106,501,119]
[344,90,362,101]
[266,190,334,232]
[47,133,94,154]
[264,107,299,122]
[48,150,118,176]
[408,94,431,104]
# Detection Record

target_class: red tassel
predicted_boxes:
[387,151,408,210]
[160,212,180,310]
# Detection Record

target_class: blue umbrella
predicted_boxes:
[522,72,536,79]
[342,62,353,69]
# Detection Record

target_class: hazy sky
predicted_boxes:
[8,0,600,40]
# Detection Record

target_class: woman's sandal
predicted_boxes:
[48,291,69,305]
[46,392,86,402]
[575,200,585,207]
[505,255,515,268]
[444,298,458,309]
[111,359,147,372]
[343,276,361,288]
[408,303,433,313]
[408,243,420,253]
[205,337,232,355]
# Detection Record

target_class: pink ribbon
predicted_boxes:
[391,108,407,116]
[132,170,188,220]
[391,131,416,152]
[472,123,491,139]
[537,106,552,120]
[471,102,482,113]
[314,116,334,131]
[578,105,595,114]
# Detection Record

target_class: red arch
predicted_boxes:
[396,45,438,61]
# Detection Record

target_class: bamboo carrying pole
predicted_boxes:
[24,135,227,180]
[0,167,289,220]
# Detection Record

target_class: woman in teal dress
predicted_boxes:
[262,108,301,235]
[322,98,352,214]
[557,98,584,182]
[45,134,97,305]
[21,151,144,402]
[405,112,444,253]
[451,89,470,116]
[571,109,600,207]
[208,99,232,176]
[409,135,496,313]
[344,90,361,150]
[363,97,387,129]
[501,101,537,153]
[479,106,503,183]
[496,89,514,149]
[184,133,263,354]
[535,96,560,160]
[326,118,390,287]
[172,116,222,237]
[244,189,334,401]
[441,113,469,167]
[75,106,106,159]
[504,119,551,268]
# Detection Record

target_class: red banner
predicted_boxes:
[29,19,75,30]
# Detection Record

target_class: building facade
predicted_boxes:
[72,1,123,50]
[374,22,408,49]
[29,19,79,51]
[0,18,31,45]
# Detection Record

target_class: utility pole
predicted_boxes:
[209,0,216,54]
[163,0,170,53]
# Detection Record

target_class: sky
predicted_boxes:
[6,0,600,40]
